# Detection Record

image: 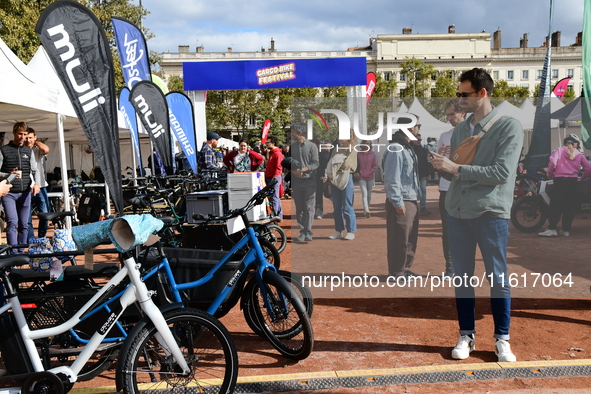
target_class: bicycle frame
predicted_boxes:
[145,213,277,315]
[56,213,278,350]
[0,252,190,384]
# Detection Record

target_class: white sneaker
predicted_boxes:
[495,339,517,362]
[451,335,475,360]
[559,230,570,237]
[328,231,343,240]
[343,232,355,240]
[538,228,558,237]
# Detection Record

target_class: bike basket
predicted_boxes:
[18,282,98,330]
[141,247,245,309]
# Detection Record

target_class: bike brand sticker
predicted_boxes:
[227,270,242,287]
[99,312,117,335]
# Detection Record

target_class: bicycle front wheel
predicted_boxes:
[249,269,314,360]
[120,308,238,394]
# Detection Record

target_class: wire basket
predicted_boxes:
[19,283,97,330]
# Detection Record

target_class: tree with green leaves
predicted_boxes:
[166,75,184,93]
[372,73,397,98]
[399,57,436,99]
[0,0,151,92]
[492,80,530,107]
[431,71,458,98]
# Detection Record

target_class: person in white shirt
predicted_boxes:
[437,99,465,277]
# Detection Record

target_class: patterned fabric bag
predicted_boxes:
[29,237,54,272]
[53,229,77,262]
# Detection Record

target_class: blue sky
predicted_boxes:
[139,0,583,54]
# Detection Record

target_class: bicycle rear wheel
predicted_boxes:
[242,270,313,339]
[511,195,548,233]
[247,269,314,360]
[120,307,238,394]
[259,224,287,254]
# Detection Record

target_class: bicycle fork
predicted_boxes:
[121,254,191,374]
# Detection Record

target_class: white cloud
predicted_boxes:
[141,0,583,54]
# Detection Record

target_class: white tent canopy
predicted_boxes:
[0,38,80,134]
[496,101,534,130]
[407,98,451,141]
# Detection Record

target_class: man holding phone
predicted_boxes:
[0,122,41,252]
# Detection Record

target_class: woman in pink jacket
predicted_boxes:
[539,134,591,237]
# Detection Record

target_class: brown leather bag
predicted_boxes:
[450,113,502,165]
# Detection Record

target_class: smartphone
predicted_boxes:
[5,173,18,184]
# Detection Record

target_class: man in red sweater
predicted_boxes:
[265,135,284,219]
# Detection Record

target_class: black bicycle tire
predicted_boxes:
[263,224,287,254]
[249,269,314,360]
[242,270,314,339]
[511,195,548,233]
[120,307,238,394]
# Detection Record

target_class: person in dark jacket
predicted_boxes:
[311,138,330,219]
[0,122,41,252]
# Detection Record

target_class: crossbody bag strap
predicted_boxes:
[476,112,503,138]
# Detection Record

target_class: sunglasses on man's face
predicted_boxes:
[456,90,479,98]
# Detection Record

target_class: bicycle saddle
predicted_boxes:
[37,211,76,221]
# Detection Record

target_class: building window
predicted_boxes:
[507,70,514,80]
[400,73,406,82]
[536,70,543,79]
[521,84,529,89]
[552,69,559,79]
[384,72,391,81]
[249,114,256,126]
[522,70,529,80]
[567,69,574,78]
[493,71,499,80]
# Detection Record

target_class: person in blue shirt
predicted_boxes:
[198,132,224,175]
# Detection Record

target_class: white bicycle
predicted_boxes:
[0,215,238,394]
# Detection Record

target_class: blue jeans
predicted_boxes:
[419,177,427,210]
[331,174,356,233]
[359,179,374,213]
[28,187,50,240]
[2,191,32,253]
[447,213,511,340]
[292,177,316,236]
[266,175,282,219]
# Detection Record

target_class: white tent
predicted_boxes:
[496,101,534,130]
[0,38,79,133]
[407,98,452,141]
[217,137,239,150]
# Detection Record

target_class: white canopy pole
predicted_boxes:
[56,113,72,229]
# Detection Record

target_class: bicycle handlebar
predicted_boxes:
[192,178,277,223]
